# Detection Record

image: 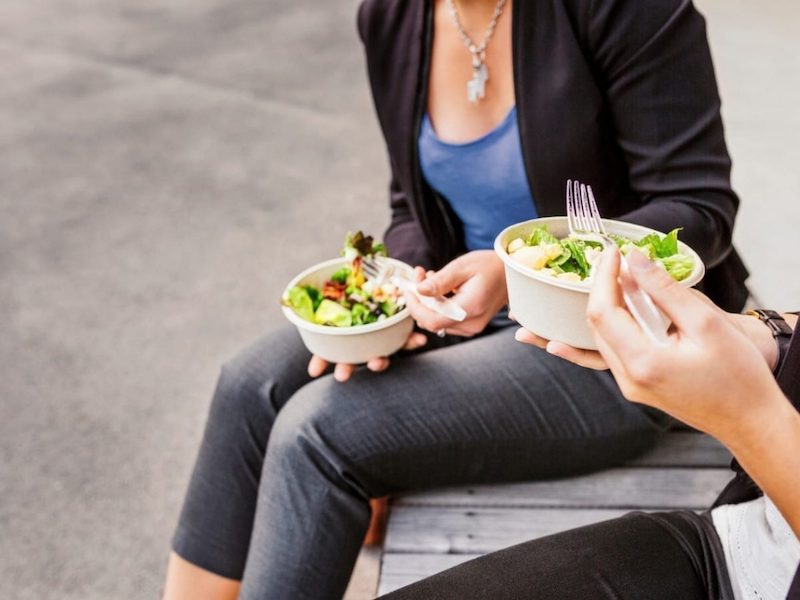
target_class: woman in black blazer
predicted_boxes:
[358,0,748,308]
[163,1,750,598]
[382,248,800,600]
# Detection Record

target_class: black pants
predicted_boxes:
[172,326,668,599]
[382,511,735,600]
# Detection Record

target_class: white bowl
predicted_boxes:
[494,217,705,350]
[281,257,415,364]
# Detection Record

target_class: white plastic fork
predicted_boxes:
[566,179,670,345]
[361,256,467,322]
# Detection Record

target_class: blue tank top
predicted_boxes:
[418,106,538,251]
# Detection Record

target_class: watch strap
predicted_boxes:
[748,309,794,375]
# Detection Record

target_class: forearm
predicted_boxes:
[726,394,800,538]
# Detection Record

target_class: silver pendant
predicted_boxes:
[467,62,488,104]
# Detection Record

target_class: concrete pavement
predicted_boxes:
[1,1,798,598]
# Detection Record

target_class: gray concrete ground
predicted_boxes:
[0,1,798,599]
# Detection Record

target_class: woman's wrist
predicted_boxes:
[723,386,799,459]
[733,310,796,372]
[733,312,780,370]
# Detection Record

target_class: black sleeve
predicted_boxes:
[357,1,436,269]
[383,172,437,269]
[789,569,800,600]
[777,325,800,409]
[586,0,738,268]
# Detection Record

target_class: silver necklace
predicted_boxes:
[446,0,508,104]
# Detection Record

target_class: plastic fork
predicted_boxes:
[361,256,467,322]
[566,179,670,345]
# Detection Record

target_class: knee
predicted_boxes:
[265,380,371,491]
[210,356,273,428]
[267,380,339,457]
[210,327,306,425]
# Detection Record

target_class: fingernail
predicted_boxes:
[417,281,432,294]
[514,328,525,341]
[545,341,563,356]
[627,249,652,271]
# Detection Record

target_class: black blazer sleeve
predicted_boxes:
[356,2,437,268]
[789,569,800,600]
[584,0,738,268]
[384,170,438,268]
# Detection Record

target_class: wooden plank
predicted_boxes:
[628,432,730,467]
[379,434,733,593]
[384,506,629,554]
[378,553,480,596]
[393,467,731,510]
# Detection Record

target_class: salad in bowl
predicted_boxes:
[495,217,705,350]
[283,231,405,328]
[281,232,414,364]
[505,225,695,284]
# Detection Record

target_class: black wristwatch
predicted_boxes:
[747,309,794,376]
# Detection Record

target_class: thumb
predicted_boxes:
[416,261,468,296]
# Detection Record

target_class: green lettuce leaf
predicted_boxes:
[287,286,315,322]
[660,254,694,281]
[635,228,682,258]
[608,234,631,249]
[303,285,323,311]
[526,226,558,246]
[657,228,681,257]
[330,267,351,285]
[547,246,571,267]
[561,239,590,278]
[351,303,376,326]
[315,299,353,327]
[381,300,398,317]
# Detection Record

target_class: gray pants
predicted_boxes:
[172,324,668,599]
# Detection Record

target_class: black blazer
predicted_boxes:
[357,0,749,311]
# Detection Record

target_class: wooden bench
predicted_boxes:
[377,431,732,594]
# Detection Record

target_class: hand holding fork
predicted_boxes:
[566,179,670,345]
